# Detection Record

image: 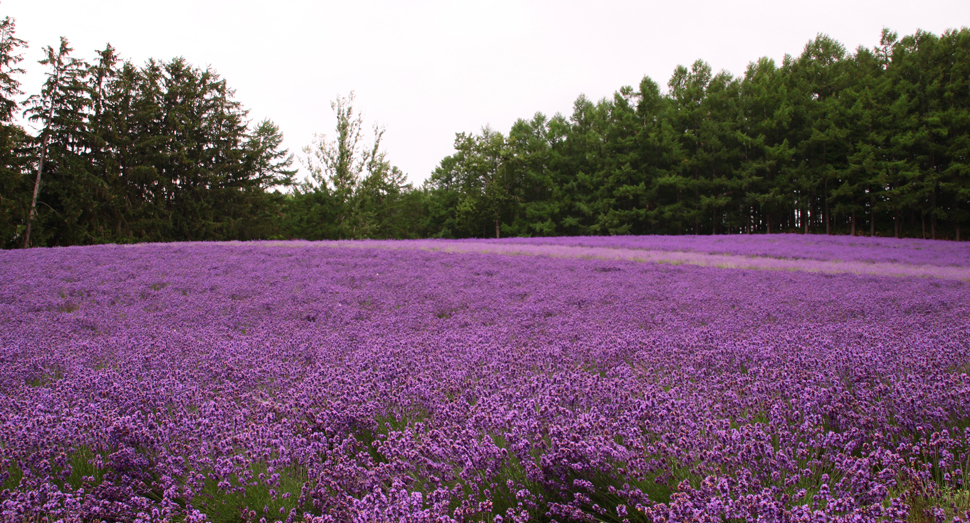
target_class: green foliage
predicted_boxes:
[0,122,31,248]
[418,27,970,240]
[294,91,418,240]
[2,23,970,245]
[190,463,308,523]
[1,21,295,247]
[0,44,24,263]
[0,15,26,122]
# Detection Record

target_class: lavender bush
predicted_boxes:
[1,238,968,522]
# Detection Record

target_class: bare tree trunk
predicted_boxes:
[824,180,830,235]
[851,212,856,236]
[870,209,875,236]
[495,219,500,239]
[24,129,53,248]
[957,205,962,241]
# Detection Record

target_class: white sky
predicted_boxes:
[3,0,968,186]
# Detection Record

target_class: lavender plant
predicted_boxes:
[0,237,968,522]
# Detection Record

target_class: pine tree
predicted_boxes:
[791,34,849,234]
[0,14,30,247]
[22,37,90,247]
[667,60,715,234]
[245,119,296,190]
[738,57,796,234]
[507,112,558,236]
[0,14,25,122]
[939,28,970,240]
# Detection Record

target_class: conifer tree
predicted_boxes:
[0,14,24,122]
[22,37,89,247]
[940,28,970,240]
[667,60,715,234]
[0,13,29,247]
[792,34,849,234]
[738,57,795,234]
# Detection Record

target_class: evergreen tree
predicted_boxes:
[791,34,849,234]
[22,37,90,247]
[0,13,30,248]
[0,14,24,122]
[507,112,558,236]
[666,60,715,234]
[593,86,645,235]
[558,94,611,235]
[245,119,296,190]
[737,57,796,234]
[939,28,970,240]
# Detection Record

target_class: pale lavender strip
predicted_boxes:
[486,234,970,268]
[307,239,970,281]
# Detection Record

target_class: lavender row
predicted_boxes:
[476,234,970,268]
[1,241,969,522]
[324,239,970,281]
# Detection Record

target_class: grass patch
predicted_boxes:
[190,463,308,523]
[434,307,457,319]
[57,301,81,313]
[26,366,65,387]
[894,467,970,523]
[4,446,115,494]
[948,361,970,375]
[1,463,23,491]
[59,446,108,491]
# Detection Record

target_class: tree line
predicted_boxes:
[0,19,296,248]
[424,28,970,241]
[2,17,968,247]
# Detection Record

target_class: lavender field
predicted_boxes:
[1,237,969,522]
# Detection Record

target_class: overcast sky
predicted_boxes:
[3,0,968,185]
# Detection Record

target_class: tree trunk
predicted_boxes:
[851,212,856,236]
[931,214,936,240]
[24,130,53,248]
[495,219,500,239]
[824,180,830,235]
[922,213,926,239]
[870,209,875,237]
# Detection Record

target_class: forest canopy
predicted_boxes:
[1,17,968,247]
